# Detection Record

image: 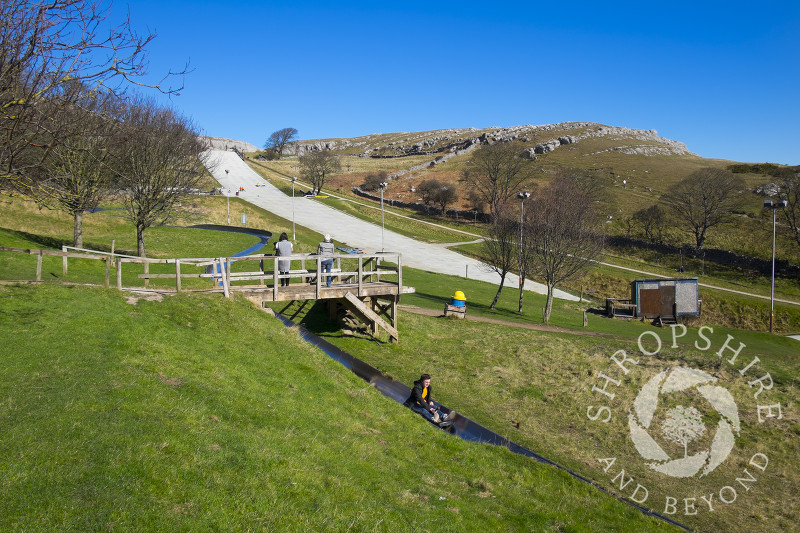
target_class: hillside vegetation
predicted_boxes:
[253,122,799,265]
[249,123,800,333]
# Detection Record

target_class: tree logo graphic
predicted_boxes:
[628,366,740,478]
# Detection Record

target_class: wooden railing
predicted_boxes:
[0,246,402,299]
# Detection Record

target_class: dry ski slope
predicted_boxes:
[204,149,578,302]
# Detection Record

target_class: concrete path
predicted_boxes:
[204,149,578,301]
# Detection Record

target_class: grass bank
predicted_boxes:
[0,284,669,531]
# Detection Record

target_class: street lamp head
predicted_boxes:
[380,182,388,189]
[517,192,530,200]
[292,177,297,182]
[764,199,788,209]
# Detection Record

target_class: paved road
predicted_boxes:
[204,149,578,301]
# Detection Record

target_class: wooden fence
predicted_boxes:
[0,245,403,300]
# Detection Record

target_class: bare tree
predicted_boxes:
[264,127,298,159]
[777,168,800,249]
[417,179,441,205]
[433,184,458,213]
[633,204,666,243]
[527,176,604,323]
[463,142,532,221]
[1,0,185,195]
[299,150,341,195]
[361,171,388,192]
[35,89,122,247]
[518,207,534,313]
[111,98,207,257]
[661,168,745,248]
[482,210,518,310]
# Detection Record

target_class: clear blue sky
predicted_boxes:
[124,1,799,165]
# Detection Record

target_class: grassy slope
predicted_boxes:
[2,132,799,531]
[294,266,799,533]
[0,195,671,531]
[0,284,669,532]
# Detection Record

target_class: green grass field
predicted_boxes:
[1,176,798,532]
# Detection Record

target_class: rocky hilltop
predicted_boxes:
[204,136,258,153]
[292,122,695,160]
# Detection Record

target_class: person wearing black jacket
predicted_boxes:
[404,373,448,424]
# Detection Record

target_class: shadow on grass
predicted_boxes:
[3,229,71,250]
[409,289,545,323]
[273,299,393,344]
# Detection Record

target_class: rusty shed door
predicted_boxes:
[640,289,661,317]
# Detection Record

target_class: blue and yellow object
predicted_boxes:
[450,290,466,308]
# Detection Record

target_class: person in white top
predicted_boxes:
[273,232,293,287]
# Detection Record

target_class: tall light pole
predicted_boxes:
[517,192,530,287]
[291,176,297,241]
[226,190,230,225]
[380,182,388,252]
[763,199,787,333]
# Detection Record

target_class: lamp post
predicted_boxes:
[226,190,230,225]
[517,192,530,288]
[291,176,297,241]
[763,199,788,333]
[379,182,388,252]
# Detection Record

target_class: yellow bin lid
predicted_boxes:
[453,291,466,301]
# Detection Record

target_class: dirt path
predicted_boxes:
[398,305,604,336]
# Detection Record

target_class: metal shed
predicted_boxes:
[631,278,700,322]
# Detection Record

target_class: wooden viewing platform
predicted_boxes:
[0,246,415,341]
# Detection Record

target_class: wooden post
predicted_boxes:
[220,258,230,298]
[273,256,279,300]
[397,254,402,290]
[104,257,110,288]
[391,295,398,342]
[259,258,264,286]
[36,250,43,281]
[583,310,589,327]
[116,258,123,290]
[62,246,68,276]
[175,260,181,292]
[357,256,363,297]
[144,261,149,288]
[315,256,321,299]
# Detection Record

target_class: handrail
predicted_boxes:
[0,246,403,297]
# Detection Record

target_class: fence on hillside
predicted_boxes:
[0,245,404,300]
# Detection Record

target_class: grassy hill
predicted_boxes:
[0,283,670,531]
[0,285,672,530]
[248,125,800,333]
[1,124,798,531]
[254,123,799,266]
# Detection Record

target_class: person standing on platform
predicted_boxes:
[274,232,293,287]
[317,234,335,287]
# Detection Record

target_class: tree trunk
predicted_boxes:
[543,283,555,323]
[73,211,83,248]
[137,223,147,257]
[490,272,507,310]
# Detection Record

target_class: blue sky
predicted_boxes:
[124,1,799,164]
